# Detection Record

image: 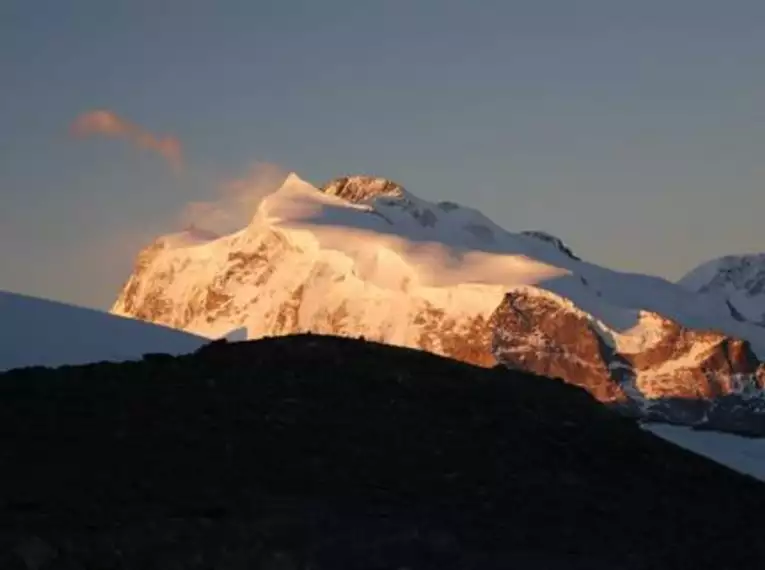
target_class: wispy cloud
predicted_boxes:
[71,109,183,172]
[179,162,288,234]
[81,161,288,299]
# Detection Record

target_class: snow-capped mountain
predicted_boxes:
[679,254,765,326]
[112,173,765,433]
[0,290,207,372]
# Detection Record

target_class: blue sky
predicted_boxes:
[2,0,765,309]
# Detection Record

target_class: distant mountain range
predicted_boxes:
[111,173,765,434]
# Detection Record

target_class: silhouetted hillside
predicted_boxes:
[1,334,764,569]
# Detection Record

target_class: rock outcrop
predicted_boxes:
[320,175,406,203]
[491,288,765,433]
[520,230,580,260]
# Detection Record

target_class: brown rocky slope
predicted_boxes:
[491,289,765,434]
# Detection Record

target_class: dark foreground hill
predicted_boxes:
[1,335,764,569]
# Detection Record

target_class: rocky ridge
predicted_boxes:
[491,288,765,434]
[2,335,764,569]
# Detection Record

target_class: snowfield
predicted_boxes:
[0,290,207,372]
[647,423,765,482]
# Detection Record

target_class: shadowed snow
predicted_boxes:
[0,290,206,372]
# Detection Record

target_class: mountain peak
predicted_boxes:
[679,253,765,326]
[282,171,308,186]
[680,253,765,292]
[320,175,406,204]
[113,169,765,436]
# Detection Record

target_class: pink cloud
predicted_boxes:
[71,109,183,171]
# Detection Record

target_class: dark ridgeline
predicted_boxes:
[1,334,763,569]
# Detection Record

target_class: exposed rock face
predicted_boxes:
[490,290,627,403]
[321,175,406,203]
[490,289,765,433]
[116,242,177,325]
[520,231,580,260]
[321,175,444,229]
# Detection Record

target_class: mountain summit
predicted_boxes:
[320,175,407,203]
[112,173,765,433]
[679,253,765,326]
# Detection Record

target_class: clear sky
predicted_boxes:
[2,0,765,309]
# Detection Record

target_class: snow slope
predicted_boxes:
[112,174,580,362]
[647,423,765,482]
[679,254,765,326]
[114,173,765,354]
[0,290,207,372]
